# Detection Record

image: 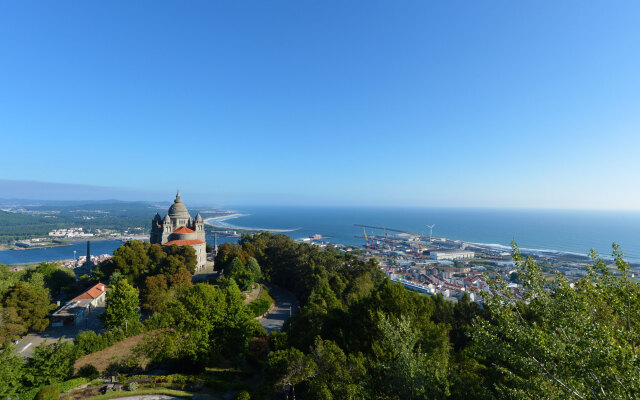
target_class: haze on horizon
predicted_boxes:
[1,2,639,210]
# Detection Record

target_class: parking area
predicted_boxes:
[18,304,105,358]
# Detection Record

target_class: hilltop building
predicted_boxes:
[150,191,207,271]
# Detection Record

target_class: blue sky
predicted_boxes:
[1,1,639,209]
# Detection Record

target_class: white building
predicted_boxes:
[430,250,475,261]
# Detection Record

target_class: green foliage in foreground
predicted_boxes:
[139,279,264,368]
[27,339,76,387]
[6,232,638,400]
[238,233,640,399]
[473,243,640,399]
[0,343,26,399]
[0,321,142,398]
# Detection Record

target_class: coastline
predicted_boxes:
[0,235,149,252]
[204,213,299,233]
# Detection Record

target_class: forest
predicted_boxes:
[0,201,165,243]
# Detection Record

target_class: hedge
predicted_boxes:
[248,286,274,317]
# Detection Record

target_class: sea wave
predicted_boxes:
[471,242,591,259]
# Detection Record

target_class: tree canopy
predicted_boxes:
[473,243,640,399]
[101,276,140,331]
[1,281,53,342]
[94,240,196,287]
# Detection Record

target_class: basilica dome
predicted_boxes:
[168,190,191,219]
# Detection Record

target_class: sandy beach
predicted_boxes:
[204,213,298,233]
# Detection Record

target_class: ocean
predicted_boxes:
[1,207,639,265]
[219,207,640,263]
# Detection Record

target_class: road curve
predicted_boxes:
[260,284,298,332]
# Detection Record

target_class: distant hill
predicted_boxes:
[0,200,168,244]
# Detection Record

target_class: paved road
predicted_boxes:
[259,285,298,332]
[18,305,105,357]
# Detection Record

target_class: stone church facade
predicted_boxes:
[150,191,207,271]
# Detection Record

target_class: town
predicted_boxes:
[295,224,640,305]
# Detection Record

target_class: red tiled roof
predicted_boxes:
[173,227,195,234]
[72,283,107,301]
[164,239,205,246]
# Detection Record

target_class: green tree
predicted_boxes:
[266,348,316,400]
[140,281,260,367]
[31,263,76,295]
[307,337,367,400]
[0,305,29,343]
[106,240,150,285]
[246,257,262,283]
[473,243,640,399]
[1,281,53,339]
[227,257,255,291]
[26,339,75,386]
[101,277,140,331]
[215,243,250,274]
[0,344,25,399]
[163,244,197,275]
[218,279,261,362]
[0,264,22,293]
[141,274,169,313]
[373,313,449,400]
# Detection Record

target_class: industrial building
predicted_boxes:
[429,250,475,261]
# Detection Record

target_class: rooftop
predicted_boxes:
[164,239,206,246]
[72,282,107,301]
[173,226,195,234]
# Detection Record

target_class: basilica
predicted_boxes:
[150,191,207,271]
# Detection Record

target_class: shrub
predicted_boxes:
[127,381,139,391]
[77,364,100,379]
[73,324,145,358]
[235,390,251,400]
[248,298,271,317]
[35,385,59,400]
[58,377,91,392]
[248,286,275,317]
